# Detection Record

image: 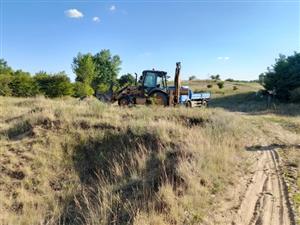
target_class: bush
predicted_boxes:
[217,81,224,89]
[73,82,94,98]
[233,86,238,91]
[226,78,234,82]
[207,84,213,88]
[34,72,73,98]
[9,72,39,97]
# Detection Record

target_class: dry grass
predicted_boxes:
[0,95,299,225]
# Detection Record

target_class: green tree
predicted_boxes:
[263,52,300,101]
[9,71,39,97]
[72,53,96,85]
[0,59,13,75]
[92,49,121,93]
[210,74,220,81]
[118,73,135,87]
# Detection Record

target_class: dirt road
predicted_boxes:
[207,149,296,225]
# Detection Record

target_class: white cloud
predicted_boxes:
[65,9,84,18]
[217,56,230,61]
[110,5,116,11]
[92,17,100,22]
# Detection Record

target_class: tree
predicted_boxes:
[258,73,265,85]
[118,73,135,87]
[72,53,96,85]
[189,75,197,81]
[210,74,220,81]
[0,59,13,75]
[92,49,121,93]
[9,71,39,97]
[263,52,300,101]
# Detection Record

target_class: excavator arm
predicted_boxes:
[174,62,181,105]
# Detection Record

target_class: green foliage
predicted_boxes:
[96,83,110,94]
[217,81,224,89]
[233,86,238,91]
[34,72,73,98]
[72,53,96,85]
[9,71,39,97]
[263,52,300,101]
[207,84,213,88]
[118,73,135,87]
[0,59,13,75]
[0,74,12,96]
[73,82,94,98]
[189,75,197,81]
[225,78,234,82]
[92,49,122,92]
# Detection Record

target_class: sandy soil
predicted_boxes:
[205,149,296,225]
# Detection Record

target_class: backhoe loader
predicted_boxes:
[110,62,210,107]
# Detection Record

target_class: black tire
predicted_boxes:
[149,92,168,106]
[118,96,131,106]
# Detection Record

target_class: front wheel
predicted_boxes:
[118,96,131,106]
[149,92,168,106]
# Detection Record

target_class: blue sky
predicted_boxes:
[1,0,299,81]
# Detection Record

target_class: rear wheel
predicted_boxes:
[149,92,168,106]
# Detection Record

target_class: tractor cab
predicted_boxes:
[139,70,168,94]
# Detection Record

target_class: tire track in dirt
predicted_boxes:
[233,149,295,225]
[205,149,296,225]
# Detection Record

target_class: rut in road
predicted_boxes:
[205,149,296,225]
[233,149,295,225]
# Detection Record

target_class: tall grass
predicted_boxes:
[0,96,299,225]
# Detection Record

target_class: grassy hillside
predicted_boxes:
[0,85,300,225]
[182,79,262,96]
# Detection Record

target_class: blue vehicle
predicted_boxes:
[112,62,211,107]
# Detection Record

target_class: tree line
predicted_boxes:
[0,50,299,102]
[0,49,135,98]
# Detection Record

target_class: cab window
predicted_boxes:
[144,72,157,87]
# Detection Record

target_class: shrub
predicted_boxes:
[233,86,238,91]
[217,81,224,89]
[73,82,94,98]
[34,72,73,98]
[226,78,234,82]
[207,84,213,88]
[0,74,12,96]
[9,72,39,97]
